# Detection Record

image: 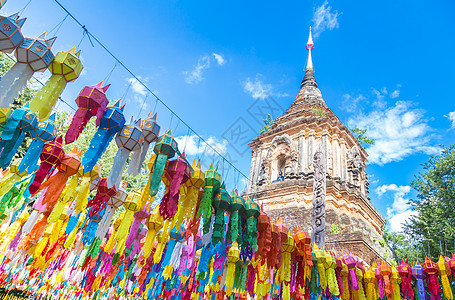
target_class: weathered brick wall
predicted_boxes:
[264,205,389,265]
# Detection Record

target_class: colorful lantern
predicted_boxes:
[87,177,117,218]
[364,267,376,300]
[0,32,55,108]
[18,113,56,174]
[39,147,82,211]
[0,13,25,53]
[65,81,110,144]
[437,255,453,300]
[74,165,100,212]
[198,163,221,234]
[0,106,34,168]
[422,257,441,300]
[228,189,245,244]
[175,159,205,230]
[148,129,178,198]
[94,186,127,244]
[115,191,142,246]
[106,119,143,188]
[143,206,164,259]
[225,242,240,296]
[242,195,260,251]
[256,210,271,261]
[211,182,229,245]
[412,262,426,300]
[127,112,160,176]
[82,100,126,172]
[398,259,414,300]
[159,154,190,220]
[29,47,83,120]
[28,135,65,194]
[0,160,27,197]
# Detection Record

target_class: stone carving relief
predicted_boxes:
[347,146,365,186]
[259,134,299,184]
[311,145,326,247]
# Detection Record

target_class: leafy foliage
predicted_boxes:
[383,226,422,263]
[312,106,326,117]
[330,224,341,234]
[259,114,274,134]
[404,145,455,259]
[351,127,375,146]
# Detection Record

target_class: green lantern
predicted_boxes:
[198,163,221,234]
[228,189,245,244]
[211,182,230,245]
[242,195,260,251]
[149,129,178,197]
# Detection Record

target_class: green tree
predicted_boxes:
[351,127,375,147]
[383,225,422,263]
[259,114,274,134]
[404,145,455,260]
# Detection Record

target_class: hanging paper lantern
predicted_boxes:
[343,252,359,291]
[0,32,56,108]
[225,242,240,296]
[106,119,143,188]
[143,206,164,259]
[125,202,151,259]
[159,154,190,220]
[0,1,7,9]
[228,190,245,244]
[0,160,27,197]
[91,186,127,256]
[422,257,442,300]
[127,112,160,176]
[379,261,392,299]
[199,163,221,234]
[65,81,110,144]
[28,135,65,194]
[412,262,426,300]
[74,165,100,213]
[82,100,126,172]
[29,47,83,120]
[175,159,205,230]
[281,231,295,300]
[0,13,26,53]
[242,195,260,251]
[87,177,117,218]
[256,209,271,261]
[211,182,229,246]
[398,259,414,300]
[0,106,34,168]
[40,147,82,213]
[437,255,453,300]
[18,113,57,174]
[148,129,178,197]
[115,190,142,247]
[391,265,401,300]
[364,267,376,300]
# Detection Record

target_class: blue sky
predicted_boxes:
[2,0,455,232]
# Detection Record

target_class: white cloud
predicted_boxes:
[184,53,227,84]
[127,77,147,96]
[243,74,289,100]
[445,111,455,129]
[312,1,340,38]
[349,101,439,165]
[376,184,415,232]
[212,53,226,66]
[390,89,400,99]
[341,94,366,112]
[175,134,228,157]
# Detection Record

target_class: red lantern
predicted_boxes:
[29,136,65,194]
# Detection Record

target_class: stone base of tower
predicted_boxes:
[263,203,390,266]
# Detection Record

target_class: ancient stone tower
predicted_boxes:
[247,30,387,264]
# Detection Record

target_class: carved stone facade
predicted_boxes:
[246,34,388,265]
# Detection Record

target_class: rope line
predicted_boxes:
[52,0,249,181]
